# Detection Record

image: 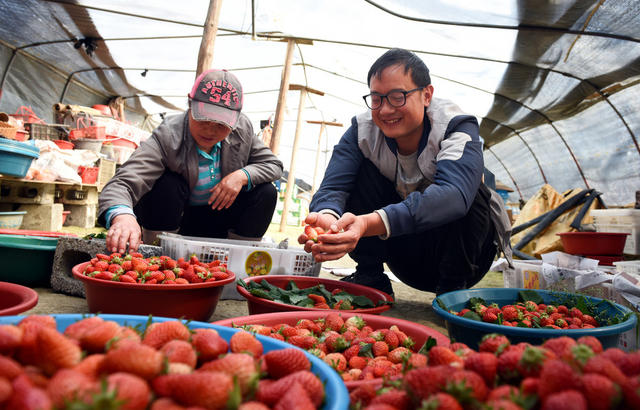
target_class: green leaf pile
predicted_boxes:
[237,279,392,309]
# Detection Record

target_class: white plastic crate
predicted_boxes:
[613,260,640,275]
[594,223,640,256]
[159,233,321,300]
[591,209,640,225]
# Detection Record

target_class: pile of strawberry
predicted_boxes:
[232,312,430,385]
[452,299,602,329]
[82,252,232,285]
[0,314,327,409]
[349,332,640,409]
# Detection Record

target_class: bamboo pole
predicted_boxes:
[196,0,224,77]
[270,39,295,155]
[306,120,342,194]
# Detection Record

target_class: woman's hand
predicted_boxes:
[106,214,141,254]
[208,169,247,210]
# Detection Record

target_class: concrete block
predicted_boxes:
[50,237,163,297]
[65,204,97,228]
[17,203,64,231]
[58,185,99,205]
[0,180,56,204]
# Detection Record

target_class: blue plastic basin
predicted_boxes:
[433,287,637,350]
[0,138,39,178]
[0,313,349,410]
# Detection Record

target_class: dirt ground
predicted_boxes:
[23,223,504,339]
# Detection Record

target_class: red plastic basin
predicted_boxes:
[72,261,235,321]
[557,231,629,256]
[0,281,38,315]
[236,275,393,315]
[213,310,449,390]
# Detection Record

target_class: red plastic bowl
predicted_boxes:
[72,262,235,321]
[557,232,629,256]
[53,139,74,150]
[0,281,38,315]
[212,310,449,391]
[236,275,393,315]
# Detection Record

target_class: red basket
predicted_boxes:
[10,106,45,125]
[68,117,106,140]
[77,166,99,184]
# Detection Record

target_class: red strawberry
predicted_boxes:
[464,352,498,387]
[264,348,311,379]
[142,321,191,350]
[581,373,622,410]
[273,381,315,410]
[622,374,640,409]
[0,355,23,380]
[408,352,428,369]
[370,388,411,410]
[479,333,510,354]
[576,335,602,354]
[36,326,82,375]
[63,316,104,340]
[192,328,228,362]
[72,353,105,379]
[256,370,324,407]
[617,351,640,377]
[166,370,235,409]
[160,339,197,368]
[101,342,163,380]
[80,320,120,353]
[0,324,23,355]
[487,384,519,402]
[582,355,628,386]
[324,352,347,373]
[6,374,52,410]
[349,383,377,407]
[517,346,556,378]
[388,347,411,364]
[200,353,259,394]
[541,389,587,410]
[445,369,488,403]
[485,399,523,410]
[542,336,576,359]
[0,376,11,403]
[429,346,464,368]
[287,335,317,350]
[538,360,582,399]
[46,369,96,408]
[230,330,263,357]
[372,341,389,357]
[324,333,349,352]
[420,392,462,410]
[323,313,344,332]
[520,377,539,396]
[404,365,456,400]
[304,225,319,242]
[106,372,151,410]
[238,402,270,410]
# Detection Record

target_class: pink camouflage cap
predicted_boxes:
[188,69,243,129]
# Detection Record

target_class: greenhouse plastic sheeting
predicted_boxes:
[0,0,638,206]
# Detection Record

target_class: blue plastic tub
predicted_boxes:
[0,138,39,177]
[433,287,637,350]
[0,313,349,410]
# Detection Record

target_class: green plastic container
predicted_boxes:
[0,234,58,287]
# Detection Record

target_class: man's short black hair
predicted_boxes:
[367,48,431,88]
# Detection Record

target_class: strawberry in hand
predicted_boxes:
[304,225,320,243]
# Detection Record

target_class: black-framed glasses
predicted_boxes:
[362,87,424,110]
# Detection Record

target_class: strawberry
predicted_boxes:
[408,352,428,369]
[6,373,52,410]
[497,349,525,383]
[538,359,582,399]
[256,370,324,407]
[404,365,456,400]
[230,330,263,357]
[72,353,105,379]
[485,399,523,410]
[383,331,400,350]
[349,383,377,407]
[80,320,121,353]
[388,347,412,364]
[238,402,270,410]
[101,342,163,380]
[372,341,389,357]
[287,335,317,350]
[63,316,104,340]
[36,326,82,376]
[517,346,555,378]
[0,324,23,355]
[420,392,462,410]
[0,376,10,403]
[541,336,576,359]
[345,315,366,330]
[192,328,228,362]
[617,351,640,377]
[324,333,349,352]
[324,352,347,373]
[342,344,361,360]
[487,384,519,402]
[304,225,319,242]
[428,346,464,368]
[143,321,191,350]
[464,352,498,387]
[323,313,345,332]
[200,353,259,394]
[106,372,151,410]
[622,375,640,409]
[273,381,315,410]
[160,339,197,368]
[576,335,602,354]
[581,373,622,410]
[46,368,97,407]
[541,389,587,410]
[165,370,235,409]
[370,388,411,410]
[479,333,510,354]
[264,348,311,379]
[349,355,368,370]
[599,347,627,367]
[582,355,628,386]
[445,369,489,403]
[0,355,23,380]
[520,376,539,396]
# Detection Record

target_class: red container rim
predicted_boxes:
[236,275,394,315]
[53,139,74,149]
[0,281,39,315]
[0,229,77,238]
[72,261,236,290]
[557,232,629,237]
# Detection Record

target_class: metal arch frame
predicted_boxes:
[485,147,524,201]
[34,1,639,157]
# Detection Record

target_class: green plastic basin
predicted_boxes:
[0,234,58,287]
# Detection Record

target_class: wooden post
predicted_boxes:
[196,0,224,77]
[307,120,343,194]
[270,38,295,155]
[279,84,324,232]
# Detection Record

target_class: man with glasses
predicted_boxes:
[299,48,511,297]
